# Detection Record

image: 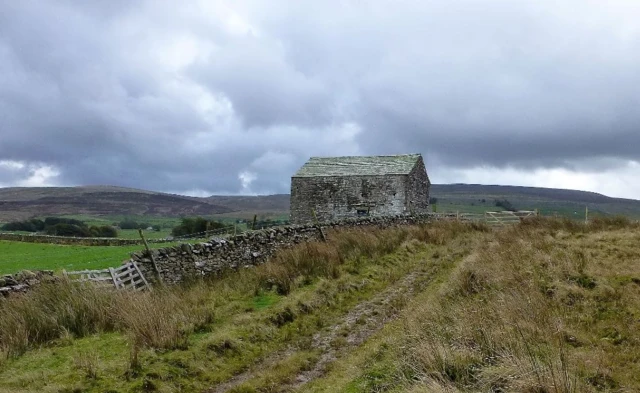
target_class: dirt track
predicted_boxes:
[206,263,435,393]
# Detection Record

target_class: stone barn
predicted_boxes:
[290,154,430,224]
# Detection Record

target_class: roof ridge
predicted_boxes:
[308,153,421,159]
[294,154,423,177]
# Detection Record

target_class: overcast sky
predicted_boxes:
[1,1,640,198]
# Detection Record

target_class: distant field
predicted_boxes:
[0,241,179,275]
[116,228,173,239]
[0,228,173,241]
[0,214,248,240]
[54,214,183,229]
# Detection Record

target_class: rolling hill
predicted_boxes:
[0,186,233,222]
[1,184,640,222]
[430,184,640,217]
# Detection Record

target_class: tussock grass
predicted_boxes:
[0,282,212,357]
[0,281,115,356]
[0,221,484,362]
[115,290,193,350]
[519,214,638,233]
[254,220,486,296]
[397,217,640,392]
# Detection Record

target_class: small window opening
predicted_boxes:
[357,209,369,217]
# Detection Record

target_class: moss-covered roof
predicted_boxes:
[293,154,422,177]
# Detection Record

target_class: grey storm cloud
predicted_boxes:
[1,0,640,194]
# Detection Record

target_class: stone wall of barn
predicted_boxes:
[290,175,409,224]
[405,155,431,214]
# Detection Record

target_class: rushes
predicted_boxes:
[114,289,191,350]
[0,221,487,359]
[398,218,637,392]
[258,242,342,295]
[0,282,211,356]
[254,220,486,296]
[2,217,634,391]
[0,281,114,356]
[519,214,638,233]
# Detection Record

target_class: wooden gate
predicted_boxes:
[430,210,538,226]
[482,210,537,226]
[63,261,151,291]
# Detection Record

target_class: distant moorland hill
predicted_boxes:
[0,186,233,222]
[1,184,640,222]
[429,184,640,218]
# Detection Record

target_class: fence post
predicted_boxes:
[585,206,589,224]
[312,209,327,242]
[138,229,161,283]
[108,267,120,289]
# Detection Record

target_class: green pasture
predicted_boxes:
[57,214,247,227]
[116,228,173,239]
[55,214,182,229]
[0,214,249,240]
[50,214,255,234]
[0,241,177,275]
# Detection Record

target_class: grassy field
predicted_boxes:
[0,241,149,274]
[0,219,639,392]
[0,214,250,240]
[0,239,192,274]
[0,220,239,275]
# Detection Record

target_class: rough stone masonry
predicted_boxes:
[289,154,431,224]
[0,270,56,297]
[131,214,437,285]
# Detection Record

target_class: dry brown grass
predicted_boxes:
[399,217,640,392]
[0,221,488,361]
[0,281,214,358]
[255,220,488,296]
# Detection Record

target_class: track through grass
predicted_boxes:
[2,219,638,392]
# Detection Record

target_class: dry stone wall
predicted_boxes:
[130,214,438,285]
[0,270,56,297]
[0,233,169,246]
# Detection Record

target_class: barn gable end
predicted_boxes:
[290,154,430,224]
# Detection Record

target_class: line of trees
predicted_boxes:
[118,219,161,231]
[1,217,118,238]
[171,217,228,237]
[494,198,517,212]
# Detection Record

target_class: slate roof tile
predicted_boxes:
[293,154,422,177]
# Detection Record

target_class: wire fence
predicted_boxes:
[1,211,540,275]
[168,225,237,241]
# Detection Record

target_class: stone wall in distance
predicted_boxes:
[131,214,436,285]
[0,232,168,246]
